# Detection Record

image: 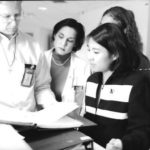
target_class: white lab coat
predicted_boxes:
[45,49,90,106]
[0,31,56,111]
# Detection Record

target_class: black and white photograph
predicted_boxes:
[0,1,150,150]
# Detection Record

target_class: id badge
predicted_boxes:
[21,64,36,87]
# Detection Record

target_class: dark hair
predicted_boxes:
[0,1,22,5]
[101,6,143,54]
[52,18,85,52]
[87,23,140,72]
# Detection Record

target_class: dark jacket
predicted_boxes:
[82,71,150,150]
[139,53,150,69]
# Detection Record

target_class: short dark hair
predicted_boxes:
[87,23,140,72]
[52,18,85,52]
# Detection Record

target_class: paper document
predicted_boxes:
[33,102,78,125]
[37,115,83,129]
[0,102,79,129]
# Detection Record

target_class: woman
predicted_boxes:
[81,23,150,150]
[100,6,150,69]
[45,18,90,115]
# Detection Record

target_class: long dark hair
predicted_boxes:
[101,6,143,54]
[87,23,140,72]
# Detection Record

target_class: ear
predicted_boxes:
[124,28,127,34]
[112,53,119,61]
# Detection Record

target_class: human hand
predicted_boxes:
[106,138,123,150]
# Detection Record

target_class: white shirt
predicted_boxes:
[45,49,91,103]
[0,31,56,111]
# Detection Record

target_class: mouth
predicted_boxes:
[90,64,95,69]
[58,47,65,51]
[8,28,17,32]
[89,62,95,66]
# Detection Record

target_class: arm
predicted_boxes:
[121,75,150,150]
[80,64,91,116]
[34,52,57,109]
[74,62,91,116]
[105,74,150,150]
[0,124,32,150]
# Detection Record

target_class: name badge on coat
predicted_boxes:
[21,64,36,87]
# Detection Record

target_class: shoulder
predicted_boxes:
[17,32,54,66]
[18,31,35,43]
[44,48,53,57]
[138,54,150,69]
[87,72,102,83]
[123,70,150,87]
[17,31,42,52]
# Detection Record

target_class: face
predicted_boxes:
[87,38,117,73]
[53,26,77,55]
[0,1,21,38]
[100,14,118,25]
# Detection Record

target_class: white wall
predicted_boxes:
[19,16,52,51]
[19,1,149,58]
[77,0,149,60]
[146,0,150,59]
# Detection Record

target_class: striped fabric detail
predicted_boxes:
[86,82,98,98]
[86,106,128,120]
[101,85,132,103]
[86,105,96,114]
[86,96,96,107]
[99,100,128,113]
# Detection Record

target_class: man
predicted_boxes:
[0,1,56,149]
[0,1,56,111]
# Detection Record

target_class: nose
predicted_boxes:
[87,50,94,61]
[61,39,67,47]
[9,18,17,27]
[9,16,16,22]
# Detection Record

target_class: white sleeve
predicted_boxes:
[0,124,32,150]
[34,52,57,108]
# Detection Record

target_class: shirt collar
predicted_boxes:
[0,32,18,42]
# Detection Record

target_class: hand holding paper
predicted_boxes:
[32,102,79,127]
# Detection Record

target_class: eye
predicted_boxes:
[15,14,21,19]
[94,51,100,54]
[92,48,101,54]
[0,15,11,19]
[67,39,75,43]
[5,15,11,19]
[58,34,64,39]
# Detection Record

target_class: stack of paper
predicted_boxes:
[37,115,83,129]
[0,102,83,129]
